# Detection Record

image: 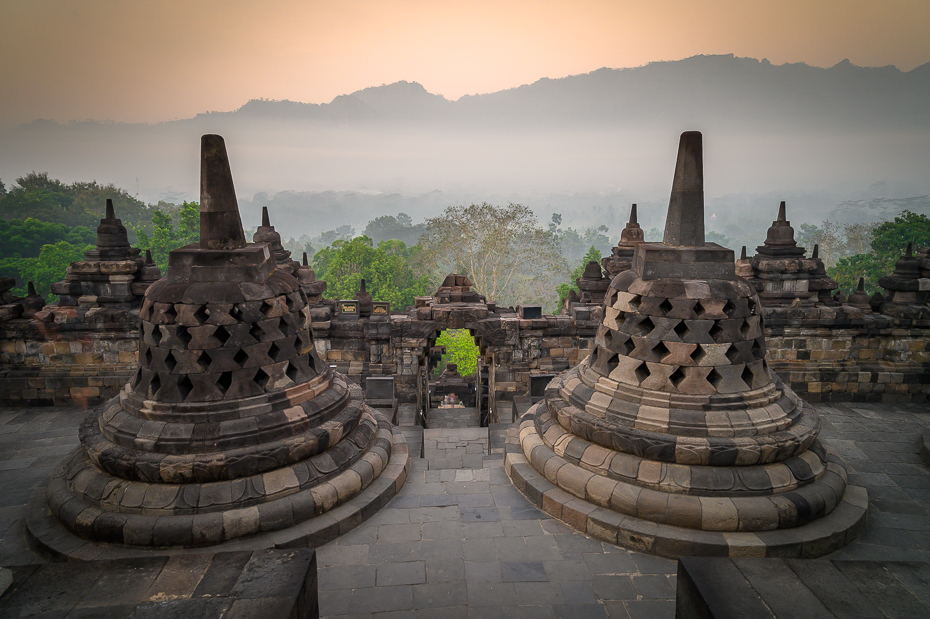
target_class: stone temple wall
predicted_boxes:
[3,294,930,408]
[767,323,930,403]
[0,314,138,407]
[2,207,930,408]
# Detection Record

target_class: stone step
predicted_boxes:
[676,556,930,618]
[423,426,489,469]
[425,405,480,429]
[0,550,318,619]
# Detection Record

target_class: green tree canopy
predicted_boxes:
[556,246,603,308]
[435,329,479,377]
[0,241,92,300]
[0,173,155,237]
[0,218,95,259]
[363,213,425,246]
[418,203,567,307]
[827,210,930,294]
[313,236,431,310]
[869,211,930,260]
[133,201,200,274]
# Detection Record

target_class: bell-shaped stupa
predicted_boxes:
[28,135,409,557]
[505,132,866,557]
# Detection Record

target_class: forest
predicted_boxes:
[1,173,927,307]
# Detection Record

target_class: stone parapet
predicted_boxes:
[0,312,139,407]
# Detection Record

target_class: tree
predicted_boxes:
[548,213,612,265]
[313,236,431,310]
[0,218,95,259]
[418,203,567,307]
[315,226,355,247]
[869,211,930,262]
[435,329,479,376]
[843,221,879,256]
[0,173,154,237]
[705,231,732,247]
[556,246,603,308]
[828,254,885,296]
[2,241,92,300]
[826,211,930,294]
[363,213,425,246]
[281,234,315,259]
[133,201,200,274]
[796,223,821,251]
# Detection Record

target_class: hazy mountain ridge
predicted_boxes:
[180,55,930,130]
[3,54,928,240]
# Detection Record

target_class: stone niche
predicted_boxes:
[505,132,867,558]
[26,135,409,559]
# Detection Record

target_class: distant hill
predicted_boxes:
[3,54,928,236]
[191,55,930,131]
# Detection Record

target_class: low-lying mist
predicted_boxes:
[2,55,929,250]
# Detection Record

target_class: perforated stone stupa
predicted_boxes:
[505,132,867,558]
[27,135,409,558]
[746,202,837,306]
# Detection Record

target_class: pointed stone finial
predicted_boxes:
[145,250,154,264]
[906,242,913,257]
[27,281,37,296]
[200,134,246,250]
[619,203,644,245]
[105,198,115,220]
[740,246,747,260]
[262,206,270,227]
[857,277,865,291]
[812,244,820,259]
[303,252,309,266]
[355,277,373,316]
[758,200,802,256]
[663,131,704,247]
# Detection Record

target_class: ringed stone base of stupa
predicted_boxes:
[26,411,409,561]
[504,403,867,559]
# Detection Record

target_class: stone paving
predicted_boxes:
[427,405,480,429]
[423,427,490,470]
[1,401,930,618]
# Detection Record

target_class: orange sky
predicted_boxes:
[1,0,928,128]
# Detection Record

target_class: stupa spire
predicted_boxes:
[105,198,115,220]
[199,134,246,250]
[663,131,704,247]
[629,203,638,225]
